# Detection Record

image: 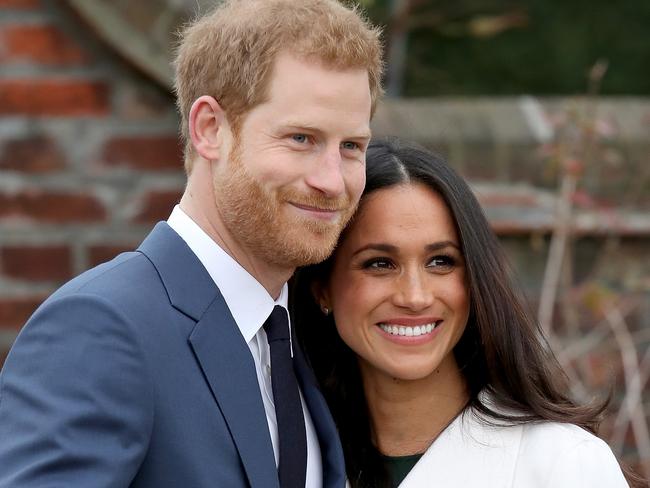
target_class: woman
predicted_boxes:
[291,138,638,487]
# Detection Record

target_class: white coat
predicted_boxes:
[399,408,628,487]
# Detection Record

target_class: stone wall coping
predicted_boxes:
[472,182,650,237]
[372,96,650,144]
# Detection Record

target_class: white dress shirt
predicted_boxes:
[168,205,322,488]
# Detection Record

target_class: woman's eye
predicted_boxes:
[362,258,394,270]
[427,255,455,268]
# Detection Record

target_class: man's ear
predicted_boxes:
[188,95,228,161]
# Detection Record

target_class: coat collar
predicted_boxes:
[138,223,279,488]
[400,408,523,487]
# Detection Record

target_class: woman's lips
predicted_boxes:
[377,320,442,338]
[374,317,443,344]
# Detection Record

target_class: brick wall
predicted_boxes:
[0,0,185,359]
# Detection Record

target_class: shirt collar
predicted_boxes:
[167,205,288,343]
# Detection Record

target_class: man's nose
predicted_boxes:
[304,146,345,197]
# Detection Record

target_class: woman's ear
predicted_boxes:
[311,281,331,316]
[188,95,229,161]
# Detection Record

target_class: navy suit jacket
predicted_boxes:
[0,223,345,488]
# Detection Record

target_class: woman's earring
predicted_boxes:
[321,305,331,316]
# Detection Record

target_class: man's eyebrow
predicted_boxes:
[281,123,372,140]
[352,130,372,140]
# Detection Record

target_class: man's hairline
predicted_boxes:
[184,49,376,173]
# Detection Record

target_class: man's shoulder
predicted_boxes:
[52,250,158,302]
[28,249,174,332]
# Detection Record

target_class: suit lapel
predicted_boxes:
[189,301,279,488]
[293,337,346,488]
[138,223,279,488]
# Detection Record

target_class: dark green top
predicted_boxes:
[381,452,424,488]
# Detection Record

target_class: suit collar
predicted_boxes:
[167,206,288,344]
[137,222,217,321]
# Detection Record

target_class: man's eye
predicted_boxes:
[341,141,359,151]
[291,134,308,144]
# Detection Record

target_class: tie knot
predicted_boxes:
[263,305,290,343]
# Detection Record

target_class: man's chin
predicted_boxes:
[275,232,340,267]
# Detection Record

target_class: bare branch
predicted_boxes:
[606,306,650,481]
[537,172,577,335]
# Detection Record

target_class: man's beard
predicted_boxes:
[214,141,358,268]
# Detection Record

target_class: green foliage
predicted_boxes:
[354,0,650,95]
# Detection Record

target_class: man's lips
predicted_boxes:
[288,202,343,220]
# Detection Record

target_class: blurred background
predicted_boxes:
[0,0,648,481]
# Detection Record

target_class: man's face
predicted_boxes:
[214,52,372,269]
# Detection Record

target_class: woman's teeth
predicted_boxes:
[378,322,440,337]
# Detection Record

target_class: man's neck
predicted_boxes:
[179,193,292,300]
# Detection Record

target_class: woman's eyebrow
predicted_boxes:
[425,241,460,252]
[351,243,396,257]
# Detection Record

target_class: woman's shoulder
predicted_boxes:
[514,421,628,487]
[520,420,608,450]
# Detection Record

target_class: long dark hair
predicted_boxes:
[291,138,635,487]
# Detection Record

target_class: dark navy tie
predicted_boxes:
[264,306,308,488]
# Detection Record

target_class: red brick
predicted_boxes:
[0,0,40,9]
[102,135,183,171]
[87,243,135,268]
[116,85,175,120]
[0,190,106,223]
[0,24,87,65]
[0,80,109,116]
[0,347,8,368]
[1,245,72,281]
[0,296,45,330]
[0,136,66,173]
[134,189,182,223]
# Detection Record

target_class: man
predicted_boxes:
[0,1,382,486]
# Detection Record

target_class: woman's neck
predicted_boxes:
[361,356,469,457]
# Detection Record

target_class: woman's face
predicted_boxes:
[320,183,470,382]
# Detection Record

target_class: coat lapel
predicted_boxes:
[400,410,522,487]
[138,223,279,488]
[293,337,346,488]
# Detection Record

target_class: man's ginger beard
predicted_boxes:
[213,135,358,268]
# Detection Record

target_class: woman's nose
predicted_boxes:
[392,271,434,311]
